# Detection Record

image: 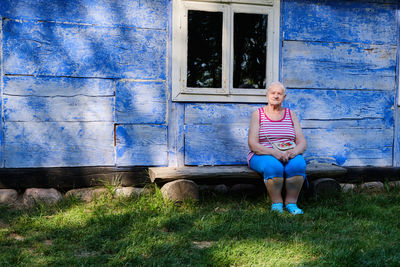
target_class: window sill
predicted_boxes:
[172,92,267,103]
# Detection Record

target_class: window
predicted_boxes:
[172,0,280,103]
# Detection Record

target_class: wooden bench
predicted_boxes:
[149,163,347,184]
[149,163,347,200]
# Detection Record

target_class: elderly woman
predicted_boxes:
[248,82,307,215]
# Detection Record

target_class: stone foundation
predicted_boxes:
[0,186,149,208]
[1,180,399,208]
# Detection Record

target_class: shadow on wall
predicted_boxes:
[0,0,169,168]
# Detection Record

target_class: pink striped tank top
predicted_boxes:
[247,107,296,164]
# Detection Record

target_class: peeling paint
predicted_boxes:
[0,0,397,168]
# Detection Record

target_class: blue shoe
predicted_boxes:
[286,203,303,215]
[271,203,284,213]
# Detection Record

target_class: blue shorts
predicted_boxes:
[249,154,307,181]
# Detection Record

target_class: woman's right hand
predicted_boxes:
[272,150,290,163]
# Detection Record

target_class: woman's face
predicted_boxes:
[266,85,285,105]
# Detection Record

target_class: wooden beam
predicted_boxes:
[149,163,348,184]
[149,166,261,184]
[0,167,149,190]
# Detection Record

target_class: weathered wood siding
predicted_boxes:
[0,0,168,167]
[0,0,398,168]
[184,104,258,165]
[184,0,398,167]
[394,7,400,167]
[282,0,397,166]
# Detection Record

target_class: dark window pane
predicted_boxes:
[187,10,222,88]
[233,13,267,89]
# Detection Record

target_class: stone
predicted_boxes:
[198,185,212,191]
[213,184,229,194]
[361,182,385,192]
[388,181,400,188]
[199,184,228,194]
[340,183,355,193]
[0,189,18,205]
[311,178,341,196]
[160,179,199,202]
[114,187,149,198]
[230,184,261,196]
[23,188,63,207]
[65,187,109,202]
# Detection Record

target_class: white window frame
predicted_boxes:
[172,0,280,103]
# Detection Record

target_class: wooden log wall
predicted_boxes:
[282,0,398,166]
[184,0,399,167]
[0,0,398,169]
[394,7,400,167]
[0,0,169,167]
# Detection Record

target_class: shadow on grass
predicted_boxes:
[1,186,400,266]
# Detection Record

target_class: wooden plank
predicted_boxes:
[0,166,149,189]
[300,119,391,130]
[168,102,185,167]
[148,163,347,183]
[184,90,394,166]
[306,163,347,178]
[0,20,2,167]
[116,81,166,124]
[4,76,113,96]
[4,95,114,122]
[286,89,394,121]
[0,0,167,29]
[283,41,396,90]
[166,9,185,167]
[282,0,397,44]
[185,103,261,125]
[149,166,261,183]
[393,4,399,167]
[3,20,166,79]
[185,89,394,129]
[344,166,400,183]
[4,122,114,167]
[185,124,249,165]
[0,119,3,168]
[2,165,400,190]
[286,89,394,129]
[184,124,393,167]
[303,128,393,166]
[394,108,400,166]
[116,124,168,166]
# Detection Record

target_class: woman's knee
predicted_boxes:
[250,155,284,180]
[285,155,306,178]
[263,157,284,180]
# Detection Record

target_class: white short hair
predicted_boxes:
[266,82,286,95]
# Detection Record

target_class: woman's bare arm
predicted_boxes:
[290,110,307,156]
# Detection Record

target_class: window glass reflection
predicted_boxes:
[187,10,223,88]
[233,13,267,89]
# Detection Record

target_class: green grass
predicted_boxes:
[1,185,400,266]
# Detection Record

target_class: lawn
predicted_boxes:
[1,185,400,266]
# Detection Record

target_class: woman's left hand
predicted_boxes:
[287,149,297,159]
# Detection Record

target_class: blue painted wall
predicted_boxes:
[0,0,168,167]
[183,0,399,167]
[281,0,398,166]
[0,0,398,168]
